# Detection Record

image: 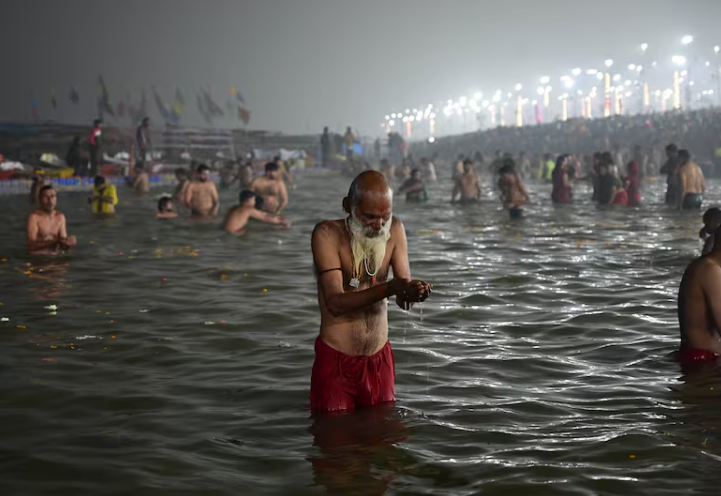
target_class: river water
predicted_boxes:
[0,173,719,496]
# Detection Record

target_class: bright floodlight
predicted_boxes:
[515,83,523,91]
[716,46,720,54]
[690,81,695,86]
[707,61,711,67]
[596,72,604,80]
[564,78,575,88]
[540,76,550,84]
[572,68,582,76]
[613,74,621,82]
[428,137,435,143]
[459,96,467,107]
[641,43,648,52]
[546,85,553,92]
[681,35,694,45]
[636,65,643,72]
[605,59,614,68]
[391,113,396,118]
[474,92,482,100]
[587,69,598,75]
[672,55,687,65]
[537,86,545,95]
[628,64,636,71]
[388,119,395,126]
[384,115,390,120]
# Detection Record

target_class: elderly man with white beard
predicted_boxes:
[310,170,432,412]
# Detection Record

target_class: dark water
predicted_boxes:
[1,174,720,496]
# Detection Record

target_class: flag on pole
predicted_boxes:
[203,89,224,117]
[197,92,212,124]
[237,106,251,125]
[152,86,171,122]
[97,75,114,117]
[172,88,185,120]
[230,86,246,105]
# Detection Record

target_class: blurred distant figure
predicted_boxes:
[344,127,355,162]
[626,161,642,206]
[398,169,428,203]
[238,160,254,188]
[677,149,705,211]
[321,127,331,168]
[156,196,178,219]
[660,143,679,205]
[420,156,437,183]
[451,159,481,204]
[518,151,531,178]
[395,158,411,181]
[89,175,118,214]
[88,119,102,177]
[132,163,150,195]
[249,162,288,214]
[380,158,395,181]
[373,138,381,161]
[135,117,151,167]
[222,190,291,235]
[700,207,721,255]
[453,154,465,180]
[497,158,530,219]
[173,168,190,205]
[551,155,571,204]
[66,137,83,177]
[220,161,238,190]
[29,174,46,206]
[184,164,219,218]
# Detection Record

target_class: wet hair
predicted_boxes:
[499,158,516,174]
[601,151,614,166]
[239,190,256,204]
[703,207,721,227]
[254,195,264,210]
[678,149,691,163]
[142,117,150,125]
[265,162,280,172]
[94,175,106,187]
[197,164,210,173]
[463,158,473,166]
[556,154,569,169]
[411,168,421,177]
[93,119,102,126]
[158,196,173,212]
[666,143,678,153]
[39,184,54,195]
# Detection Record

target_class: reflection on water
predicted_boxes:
[0,175,720,495]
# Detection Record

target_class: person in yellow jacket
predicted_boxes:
[537,153,555,182]
[89,175,118,214]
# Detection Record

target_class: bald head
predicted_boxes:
[346,170,392,208]
[343,171,393,235]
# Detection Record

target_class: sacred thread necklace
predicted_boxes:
[346,218,379,288]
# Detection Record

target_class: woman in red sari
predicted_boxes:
[626,161,641,206]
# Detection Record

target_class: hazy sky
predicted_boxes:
[1,0,720,135]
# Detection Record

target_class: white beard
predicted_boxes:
[348,211,392,276]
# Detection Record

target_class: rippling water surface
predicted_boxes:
[1,173,720,496]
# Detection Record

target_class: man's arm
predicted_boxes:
[518,175,531,201]
[211,183,220,216]
[312,222,405,317]
[277,180,288,213]
[451,178,460,203]
[678,171,687,210]
[702,265,721,331]
[183,183,194,209]
[659,160,672,175]
[57,214,76,248]
[250,208,288,226]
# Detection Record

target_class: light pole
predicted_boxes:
[604,59,613,116]
[672,55,687,109]
[682,35,694,109]
[540,76,550,121]
[715,46,721,106]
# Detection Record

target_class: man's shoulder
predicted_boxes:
[313,220,346,244]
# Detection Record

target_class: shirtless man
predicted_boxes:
[497,158,530,219]
[132,163,150,195]
[677,227,721,363]
[184,164,219,218]
[311,171,432,412]
[222,190,291,235]
[659,143,679,205]
[700,208,721,255]
[676,149,705,211]
[27,185,77,255]
[249,162,288,214]
[451,159,481,204]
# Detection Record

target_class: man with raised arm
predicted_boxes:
[27,185,77,254]
[311,171,432,412]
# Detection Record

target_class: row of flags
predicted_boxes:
[30,75,251,126]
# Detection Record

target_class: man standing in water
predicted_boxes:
[660,144,679,205]
[676,149,705,210]
[249,162,288,214]
[132,163,150,195]
[89,176,118,214]
[497,158,530,218]
[184,164,219,218]
[311,171,432,412]
[451,159,481,204]
[222,190,291,235]
[27,186,77,254]
[88,119,102,177]
[135,117,151,167]
[677,227,721,362]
